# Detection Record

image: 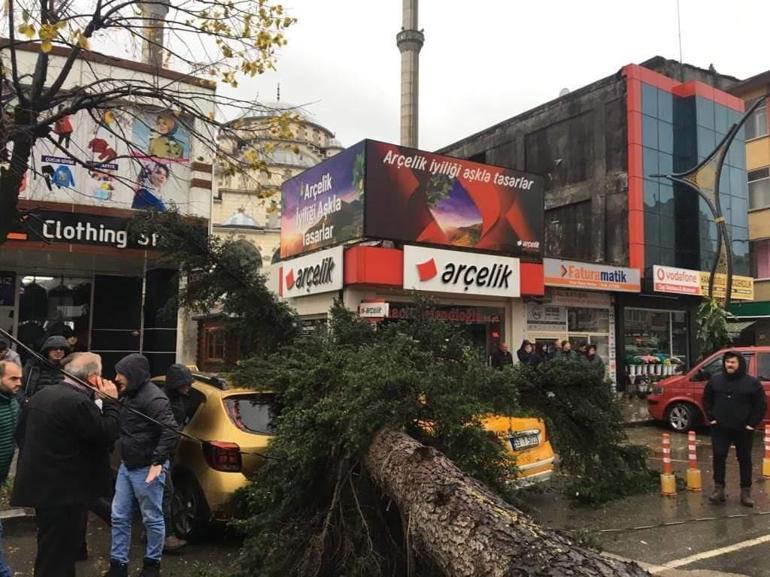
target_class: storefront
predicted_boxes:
[613,264,757,393]
[268,244,546,364]
[0,203,188,375]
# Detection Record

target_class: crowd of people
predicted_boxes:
[490,338,605,372]
[0,333,194,577]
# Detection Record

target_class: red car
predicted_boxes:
[647,346,770,432]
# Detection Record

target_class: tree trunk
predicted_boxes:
[0,128,35,244]
[365,429,649,577]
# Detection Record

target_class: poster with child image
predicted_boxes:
[131,109,191,162]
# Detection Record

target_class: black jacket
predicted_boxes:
[22,335,70,397]
[164,364,192,428]
[491,349,513,369]
[703,353,767,431]
[11,379,120,507]
[115,354,178,470]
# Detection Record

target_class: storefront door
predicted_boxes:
[91,275,142,376]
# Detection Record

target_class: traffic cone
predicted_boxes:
[686,430,702,492]
[660,432,677,496]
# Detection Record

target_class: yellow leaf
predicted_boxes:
[17,23,35,39]
[40,40,52,53]
[77,34,89,49]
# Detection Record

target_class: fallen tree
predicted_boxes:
[367,429,648,577]
[229,302,651,577]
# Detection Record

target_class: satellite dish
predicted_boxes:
[559,88,570,97]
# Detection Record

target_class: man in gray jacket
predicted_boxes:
[107,354,178,577]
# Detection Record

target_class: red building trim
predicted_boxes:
[342,245,545,297]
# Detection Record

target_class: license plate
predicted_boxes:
[509,433,539,451]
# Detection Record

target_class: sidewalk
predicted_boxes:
[620,394,653,425]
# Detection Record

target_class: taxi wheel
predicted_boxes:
[171,473,211,542]
[666,402,698,432]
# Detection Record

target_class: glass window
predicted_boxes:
[644,179,658,210]
[567,308,609,333]
[643,116,659,149]
[746,99,769,140]
[624,309,689,369]
[224,393,279,434]
[206,329,225,361]
[658,90,673,122]
[696,97,715,129]
[642,84,658,117]
[658,120,674,154]
[748,167,770,210]
[754,239,770,279]
[758,354,770,381]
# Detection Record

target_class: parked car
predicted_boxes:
[482,415,556,484]
[162,374,555,539]
[154,373,277,541]
[647,346,770,432]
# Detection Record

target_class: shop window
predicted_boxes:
[754,240,770,279]
[206,329,226,361]
[567,308,608,333]
[745,98,769,140]
[624,309,689,376]
[748,167,770,210]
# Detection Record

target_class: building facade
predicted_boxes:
[213,103,343,267]
[729,72,770,342]
[0,44,215,374]
[440,57,750,390]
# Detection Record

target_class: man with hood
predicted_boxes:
[160,364,193,553]
[703,351,767,507]
[22,335,69,397]
[12,352,119,577]
[107,354,178,577]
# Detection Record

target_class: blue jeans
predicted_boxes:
[0,520,11,577]
[110,462,168,564]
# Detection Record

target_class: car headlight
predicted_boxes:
[652,386,664,395]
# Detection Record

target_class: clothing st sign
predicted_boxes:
[279,246,344,298]
[543,258,640,292]
[403,245,520,298]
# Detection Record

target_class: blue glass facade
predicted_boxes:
[640,83,749,276]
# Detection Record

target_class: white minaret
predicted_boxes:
[396,0,424,148]
[140,0,171,67]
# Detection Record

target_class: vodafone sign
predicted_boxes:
[279,246,343,298]
[403,246,520,298]
[653,265,700,295]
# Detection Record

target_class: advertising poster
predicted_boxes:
[365,141,544,258]
[20,108,199,216]
[280,141,365,258]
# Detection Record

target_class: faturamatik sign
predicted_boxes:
[543,259,640,292]
[653,265,754,300]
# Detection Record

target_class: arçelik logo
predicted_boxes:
[285,269,296,290]
[416,258,438,282]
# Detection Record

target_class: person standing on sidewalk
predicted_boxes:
[107,354,178,577]
[0,361,21,577]
[22,335,69,397]
[11,353,120,577]
[160,364,193,553]
[703,351,767,507]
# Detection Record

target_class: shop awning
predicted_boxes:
[727,320,757,335]
[728,301,770,319]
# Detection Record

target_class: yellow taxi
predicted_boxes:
[482,415,556,485]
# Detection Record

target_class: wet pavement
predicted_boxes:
[523,422,770,576]
[1,514,239,576]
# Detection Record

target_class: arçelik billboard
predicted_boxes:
[280,140,544,259]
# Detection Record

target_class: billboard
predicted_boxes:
[543,258,640,292]
[653,265,754,300]
[365,141,544,258]
[279,140,544,260]
[19,107,201,216]
[280,142,365,258]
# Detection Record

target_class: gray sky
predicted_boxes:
[238,0,769,152]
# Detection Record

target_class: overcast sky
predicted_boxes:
[234,0,769,152]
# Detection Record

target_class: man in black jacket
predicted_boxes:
[22,335,69,397]
[11,352,120,577]
[160,364,193,553]
[703,351,767,507]
[107,354,178,577]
